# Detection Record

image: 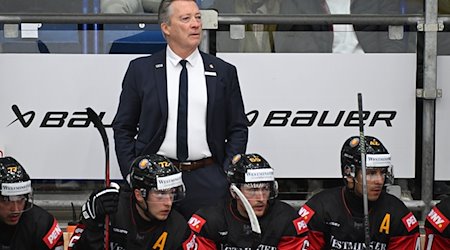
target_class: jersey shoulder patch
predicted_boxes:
[43,218,63,249]
[188,214,207,233]
[401,212,419,232]
[293,217,309,235]
[426,206,450,233]
[298,204,315,223]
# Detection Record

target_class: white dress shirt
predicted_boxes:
[157,46,212,161]
[326,0,364,54]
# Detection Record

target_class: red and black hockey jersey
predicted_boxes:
[0,205,64,250]
[186,198,309,250]
[299,187,420,250]
[425,196,450,250]
[68,190,191,250]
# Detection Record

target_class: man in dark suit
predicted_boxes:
[276,0,412,53]
[112,0,248,219]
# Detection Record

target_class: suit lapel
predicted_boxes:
[153,50,168,121]
[154,51,217,128]
[201,52,217,129]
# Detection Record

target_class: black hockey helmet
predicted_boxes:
[0,157,33,211]
[227,153,278,198]
[130,154,185,201]
[341,136,394,184]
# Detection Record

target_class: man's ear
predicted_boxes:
[346,176,355,189]
[134,189,145,203]
[161,22,170,37]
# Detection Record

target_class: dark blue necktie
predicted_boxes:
[177,60,188,161]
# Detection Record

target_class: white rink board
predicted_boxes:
[0,54,140,180]
[0,53,416,179]
[218,53,416,178]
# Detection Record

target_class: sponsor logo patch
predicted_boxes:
[293,217,308,235]
[188,214,206,233]
[184,233,198,250]
[402,212,419,232]
[426,207,450,233]
[43,218,63,248]
[298,204,315,223]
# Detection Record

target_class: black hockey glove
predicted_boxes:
[81,182,120,227]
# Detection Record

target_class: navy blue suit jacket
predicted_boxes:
[277,0,414,53]
[112,49,248,179]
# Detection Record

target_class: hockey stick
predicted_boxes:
[86,107,110,250]
[357,93,371,249]
[230,184,261,235]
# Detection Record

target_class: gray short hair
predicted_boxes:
[158,0,197,25]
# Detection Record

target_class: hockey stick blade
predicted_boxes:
[86,107,110,250]
[230,184,261,235]
[357,93,371,250]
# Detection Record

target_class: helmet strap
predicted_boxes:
[229,184,240,199]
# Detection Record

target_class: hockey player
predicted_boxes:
[0,157,64,249]
[68,154,191,249]
[424,196,450,249]
[186,153,309,249]
[299,136,420,250]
